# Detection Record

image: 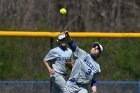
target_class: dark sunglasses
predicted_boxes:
[92,45,101,53]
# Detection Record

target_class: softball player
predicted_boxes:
[63,31,103,93]
[43,34,73,93]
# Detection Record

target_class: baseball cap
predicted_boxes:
[57,34,66,41]
[92,42,103,53]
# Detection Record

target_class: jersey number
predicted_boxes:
[86,69,92,75]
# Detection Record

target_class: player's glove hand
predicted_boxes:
[64,31,72,42]
[65,60,74,70]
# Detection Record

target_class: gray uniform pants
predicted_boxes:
[63,81,88,93]
[50,72,66,93]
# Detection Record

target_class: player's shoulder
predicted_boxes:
[90,57,101,72]
[75,46,87,54]
[67,48,72,51]
[53,46,61,50]
[95,61,101,72]
[49,47,60,52]
[93,60,100,67]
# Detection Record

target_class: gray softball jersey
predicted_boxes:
[44,47,72,74]
[69,46,101,84]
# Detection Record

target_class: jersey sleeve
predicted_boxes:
[73,47,87,59]
[68,41,77,52]
[68,41,87,59]
[44,49,58,62]
[91,79,97,86]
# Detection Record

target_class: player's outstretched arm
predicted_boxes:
[65,31,77,52]
[64,31,72,42]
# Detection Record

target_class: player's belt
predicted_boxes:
[76,82,88,86]
[69,78,87,86]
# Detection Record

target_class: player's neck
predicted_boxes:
[90,54,97,60]
[59,45,67,51]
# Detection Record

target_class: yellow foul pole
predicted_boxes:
[0,31,140,38]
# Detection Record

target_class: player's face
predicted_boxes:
[59,39,67,46]
[60,42,66,46]
[90,46,100,57]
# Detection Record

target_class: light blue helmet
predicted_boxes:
[57,34,66,42]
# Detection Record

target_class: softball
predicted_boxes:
[59,8,67,15]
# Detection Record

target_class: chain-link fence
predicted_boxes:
[0,37,140,93]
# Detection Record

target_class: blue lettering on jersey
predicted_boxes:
[57,53,71,62]
[83,56,94,70]
[83,56,96,76]
[58,54,61,61]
